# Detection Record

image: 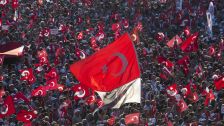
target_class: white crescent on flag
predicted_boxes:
[24,114,32,120]
[1,104,8,114]
[21,70,30,77]
[0,0,7,5]
[35,90,43,96]
[75,88,86,98]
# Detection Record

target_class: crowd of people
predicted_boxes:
[0,0,224,125]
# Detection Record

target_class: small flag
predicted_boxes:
[183,26,190,37]
[166,84,178,97]
[177,99,188,112]
[72,84,91,101]
[19,68,36,84]
[157,56,174,68]
[180,32,199,52]
[31,86,47,97]
[0,96,15,118]
[45,79,60,91]
[16,110,37,123]
[45,68,58,80]
[167,35,183,48]
[125,113,140,125]
[214,76,224,90]
[14,92,30,104]
[181,84,191,98]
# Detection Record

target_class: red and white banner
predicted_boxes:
[70,33,141,108]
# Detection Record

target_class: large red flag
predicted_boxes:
[180,32,199,52]
[125,113,140,125]
[0,96,15,118]
[70,33,141,108]
[70,33,140,92]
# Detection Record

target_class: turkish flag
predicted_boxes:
[0,55,4,65]
[184,26,191,37]
[131,27,140,43]
[14,92,30,104]
[45,68,58,80]
[167,35,183,48]
[177,56,190,76]
[70,33,140,92]
[181,84,191,98]
[208,45,215,56]
[75,48,86,60]
[165,113,173,126]
[180,32,199,52]
[214,76,224,90]
[189,92,199,103]
[45,78,61,91]
[204,89,215,106]
[166,83,178,97]
[37,49,48,65]
[72,84,91,101]
[157,56,174,68]
[0,96,15,118]
[31,86,47,97]
[16,110,37,123]
[177,99,188,112]
[112,23,121,31]
[125,113,140,125]
[19,68,36,84]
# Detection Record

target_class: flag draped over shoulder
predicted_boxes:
[70,33,141,108]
